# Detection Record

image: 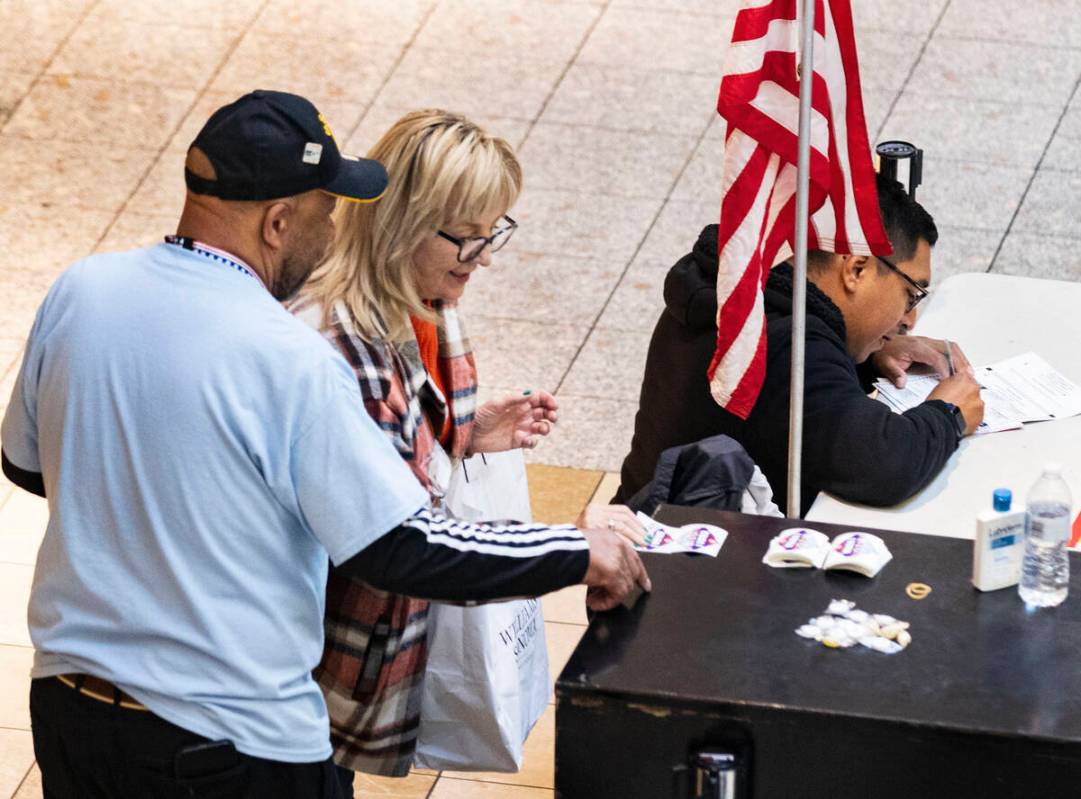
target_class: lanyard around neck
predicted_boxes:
[164,235,264,287]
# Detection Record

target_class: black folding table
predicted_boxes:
[555,506,1081,798]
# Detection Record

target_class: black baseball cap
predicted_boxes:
[185,90,387,203]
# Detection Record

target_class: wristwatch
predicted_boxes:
[941,402,966,440]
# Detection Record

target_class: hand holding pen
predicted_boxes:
[928,340,984,434]
[939,338,973,377]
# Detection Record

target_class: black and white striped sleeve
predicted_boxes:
[338,507,591,601]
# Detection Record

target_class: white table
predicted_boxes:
[807,272,1081,539]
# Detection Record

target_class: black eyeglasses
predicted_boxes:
[437,215,518,263]
[876,254,928,313]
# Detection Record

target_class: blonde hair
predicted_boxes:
[306,110,522,342]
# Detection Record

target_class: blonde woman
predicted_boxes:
[290,110,644,793]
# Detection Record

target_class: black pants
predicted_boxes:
[30,677,344,799]
[335,765,356,798]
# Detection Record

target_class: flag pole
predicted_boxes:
[787,0,816,518]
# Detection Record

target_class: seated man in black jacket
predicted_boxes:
[616,174,984,516]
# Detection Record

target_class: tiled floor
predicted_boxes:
[2,0,1078,472]
[0,0,1080,796]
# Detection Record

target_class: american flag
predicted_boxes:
[708,0,891,420]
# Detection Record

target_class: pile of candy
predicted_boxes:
[795,599,911,654]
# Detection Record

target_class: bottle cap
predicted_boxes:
[1043,463,1064,477]
[992,488,1012,512]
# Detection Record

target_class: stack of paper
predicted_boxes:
[873,352,1081,435]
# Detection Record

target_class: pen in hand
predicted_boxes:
[944,340,955,377]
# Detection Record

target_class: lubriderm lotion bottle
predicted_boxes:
[973,488,1026,591]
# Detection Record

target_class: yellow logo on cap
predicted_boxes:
[318,112,335,141]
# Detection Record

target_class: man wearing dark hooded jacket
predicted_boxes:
[616,175,983,516]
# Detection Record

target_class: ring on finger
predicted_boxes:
[607,518,618,531]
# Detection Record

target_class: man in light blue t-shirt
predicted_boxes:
[0,90,648,799]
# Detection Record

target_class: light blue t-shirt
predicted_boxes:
[0,243,428,762]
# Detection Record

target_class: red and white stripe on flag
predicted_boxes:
[707,0,891,420]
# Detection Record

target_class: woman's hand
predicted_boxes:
[469,390,559,454]
[575,504,647,547]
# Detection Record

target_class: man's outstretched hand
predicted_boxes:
[580,528,651,611]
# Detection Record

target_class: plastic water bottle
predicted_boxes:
[1018,464,1073,608]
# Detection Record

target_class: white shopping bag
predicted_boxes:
[415,596,550,772]
[414,448,551,772]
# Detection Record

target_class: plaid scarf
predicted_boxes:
[290,295,478,776]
